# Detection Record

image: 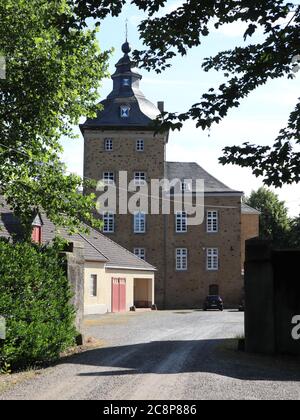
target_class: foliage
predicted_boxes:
[245,187,291,247]
[0,0,110,230]
[64,0,300,187]
[0,239,76,370]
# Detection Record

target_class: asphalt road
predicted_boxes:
[1,310,300,400]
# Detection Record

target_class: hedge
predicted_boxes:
[0,239,76,370]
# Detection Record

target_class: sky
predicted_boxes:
[61,0,300,217]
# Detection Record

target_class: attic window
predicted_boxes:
[120,105,130,118]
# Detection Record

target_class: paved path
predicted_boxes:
[1,310,300,400]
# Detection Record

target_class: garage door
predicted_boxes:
[112,278,126,312]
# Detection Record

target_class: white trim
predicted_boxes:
[207,248,219,271]
[105,265,156,272]
[207,210,219,233]
[134,212,146,234]
[176,212,187,233]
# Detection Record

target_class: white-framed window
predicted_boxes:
[176,212,187,233]
[134,212,146,233]
[103,212,115,233]
[104,138,113,151]
[103,172,115,185]
[207,248,219,271]
[90,274,97,297]
[181,181,190,192]
[134,248,146,261]
[207,210,219,233]
[134,171,146,186]
[120,105,130,118]
[176,248,188,271]
[136,139,144,152]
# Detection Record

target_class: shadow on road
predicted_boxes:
[64,339,300,382]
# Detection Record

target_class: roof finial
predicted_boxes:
[125,18,128,42]
[122,18,131,54]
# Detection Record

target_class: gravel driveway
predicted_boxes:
[1,310,300,400]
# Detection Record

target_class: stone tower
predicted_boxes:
[80,41,169,307]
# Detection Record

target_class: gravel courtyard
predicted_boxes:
[1,310,300,400]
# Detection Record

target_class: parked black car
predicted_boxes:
[203,295,224,311]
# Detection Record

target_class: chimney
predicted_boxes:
[157,101,164,113]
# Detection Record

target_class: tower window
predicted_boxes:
[134,212,146,234]
[103,212,115,233]
[122,78,131,87]
[134,172,146,186]
[120,105,130,118]
[136,139,144,152]
[104,138,113,151]
[103,172,115,185]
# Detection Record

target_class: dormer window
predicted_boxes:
[122,78,130,87]
[120,105,130,118]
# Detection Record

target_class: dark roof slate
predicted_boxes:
[165,162,243,194]
[0,199,155,271]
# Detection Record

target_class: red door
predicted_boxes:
[111,278,126,312]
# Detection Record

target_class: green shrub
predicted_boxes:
[0,239,76,370]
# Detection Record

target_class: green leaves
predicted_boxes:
[0,0,109,231]
[0,240,76,370]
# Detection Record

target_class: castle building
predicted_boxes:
[80,41,259,309]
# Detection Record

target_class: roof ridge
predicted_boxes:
[77,232,109,262]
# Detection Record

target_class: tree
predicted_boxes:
[0,0,110,231]
[245,187,291,247]
[288,215,300,248]
[65,0,300,188]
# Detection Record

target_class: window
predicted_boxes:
[209,284,219,296]
[136,139,144,152]
[120,105,130,118]
[134,212,146,233]
[134,248,146,261]
[103,212,115,233]
[207,248,219,271]
[134,172,146,186]
[103,172,115,185]
[176,248,188,271]
[104,138,113,151]
[122,78,130,87]
[181,181,190,192]
[90,275,97,297]
[176,212,187,233]
[207,210,218,233]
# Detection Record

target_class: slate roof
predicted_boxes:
[241,203,261,215]
[165,162,243,195]
[0,199,155,271]
[80,42,160,131]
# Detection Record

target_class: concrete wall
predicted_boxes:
[245,239,300,356]
[64,242,85,333]
[84,261,155,315]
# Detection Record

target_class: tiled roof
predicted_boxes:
[0,199,155,271]
[165,162,243,194]
[241,203,261,215]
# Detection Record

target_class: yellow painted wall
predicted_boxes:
[84,262,155,315]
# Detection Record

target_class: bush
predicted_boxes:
[0,239,76,370]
